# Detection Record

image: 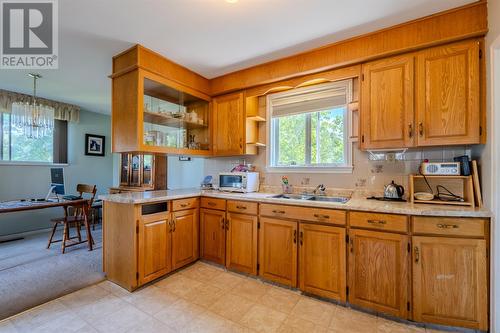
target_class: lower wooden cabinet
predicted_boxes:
[226,212,258,274]
[258,217,298,287]
[171,208,199,270]
[348,229,409,318]
[412,236,488,330]
[138,212,172,285]
[299,223,346,301]
[200,208,226,265]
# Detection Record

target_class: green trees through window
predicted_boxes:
[274,107,346,167]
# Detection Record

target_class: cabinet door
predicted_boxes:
[171,209,199,270]
[212,92,245,156]
[299,223,346,301]
[259,217,298,287]
[412,236,488,330]
[138,215,171,284]
[361,54,414,149]
[200,208,226,265]
[226,213,258,275]
[416,40,480,146]
[348,229,409,318]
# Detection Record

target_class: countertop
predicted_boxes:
[99,188,491,218]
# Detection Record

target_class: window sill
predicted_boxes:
[0,161,69,167]
[266,166,353,174]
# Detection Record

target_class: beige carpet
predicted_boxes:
[0,226,104,320]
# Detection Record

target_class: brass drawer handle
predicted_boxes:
[408,124,413,138]
[314,214,330,219]
[236,205,247,210]
[272,210,286,214]
[172,217,176,232]
[414,246,420,263]
[225,219,229,230]
[299,231,303,245]
[367,219,386,225]
[293,230,297,244]
[180,203,189,207]
[221,218,225,230]
[207,202,216,206]
[418,122,424,136]
[350,238,354,253]
[436,223,459,229]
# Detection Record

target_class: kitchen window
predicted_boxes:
[267,80,353,172]
[0,113,67,164]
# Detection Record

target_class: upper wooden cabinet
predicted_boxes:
[416,40,481,146]
[212,92,265,156]
[361,54,414,149]
[212,92,245,156]
[112,45,212,156]
[360,39,482,149]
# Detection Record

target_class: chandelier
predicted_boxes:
[11,73,55,139]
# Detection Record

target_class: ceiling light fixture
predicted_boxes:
[11,73,55,139]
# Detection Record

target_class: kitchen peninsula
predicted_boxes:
[101,189,490,331]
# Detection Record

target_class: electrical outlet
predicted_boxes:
[301,177,310,185]
[386,152,396,162]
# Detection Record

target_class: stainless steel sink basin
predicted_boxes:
[271,194,349,204]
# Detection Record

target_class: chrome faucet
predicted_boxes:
[313,184,326,196]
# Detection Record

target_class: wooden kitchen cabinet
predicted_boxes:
[111,45,212,155]
[212,92,245,156]
[226,212,258,275]
[360,54,415,149]
[412,236,488,330]
[200,208,226,265]
[348,229,409,318]
[171,208,199,270]
[138,212,172,285]
[299,223,346,301]
[258,217,298,287]
[415,40,480,146]
[212,92,264,156]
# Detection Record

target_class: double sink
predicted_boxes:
[271,193,350,204]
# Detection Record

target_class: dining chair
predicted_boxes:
[47,184,97,253]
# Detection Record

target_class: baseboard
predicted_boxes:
[0,227,57,243]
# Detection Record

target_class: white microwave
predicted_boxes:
[219,172,260,193]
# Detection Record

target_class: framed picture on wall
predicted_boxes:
[85,134,105,156]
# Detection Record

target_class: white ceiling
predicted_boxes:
[0,0,476,114]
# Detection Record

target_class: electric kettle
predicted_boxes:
[384,181,405,199]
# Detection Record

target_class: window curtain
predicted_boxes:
[0,89,80,122]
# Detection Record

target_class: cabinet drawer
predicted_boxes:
[201,197,226,210]
[260,204,346,225]
[412,216,487,237]
[172,197,199,211]
[349,212,408,232]
[227,200,258,215]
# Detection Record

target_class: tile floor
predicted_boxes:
[0,261,461,333]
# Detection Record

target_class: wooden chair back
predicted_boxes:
[75,184,97,213]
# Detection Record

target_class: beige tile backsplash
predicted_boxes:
[203,144,471,193]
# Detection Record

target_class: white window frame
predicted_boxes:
[266,80,353,173]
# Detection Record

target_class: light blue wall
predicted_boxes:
[167,156,204,189]
[0,110,113,236]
